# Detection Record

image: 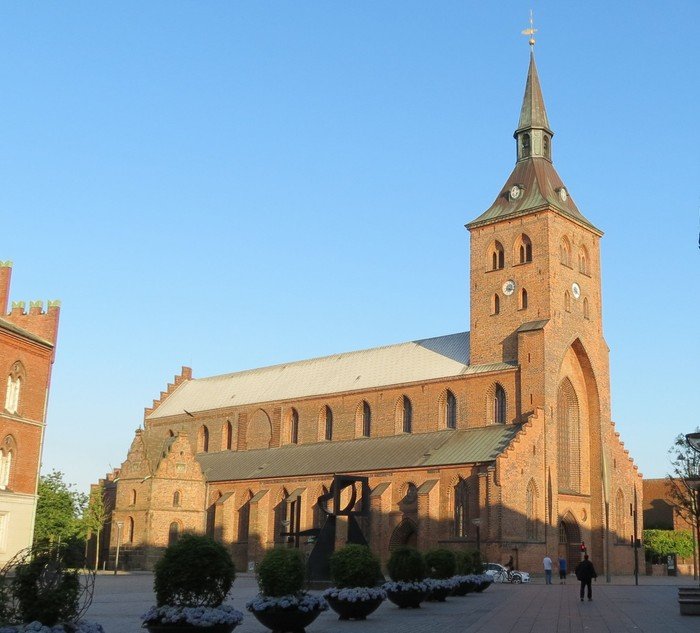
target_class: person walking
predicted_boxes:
[575,554,598,601]
[543,554,553,585]
[558,555,567,584]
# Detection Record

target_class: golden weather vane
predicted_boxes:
[521,9,537,48]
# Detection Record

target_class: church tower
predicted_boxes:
[467,45,622,564]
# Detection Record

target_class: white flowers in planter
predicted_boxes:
[322,587,386,602]
[245,594,328,614]
[423,577,459,591]
[0,623,105,633]
[381,580,429,593]
[141,605,244,627]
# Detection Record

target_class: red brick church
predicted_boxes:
[103,46,641,576]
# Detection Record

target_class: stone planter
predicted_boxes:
[678,586,700,616]
[451,579,477,596]
[326,595,384,620]
[474,579,493,593]
[251,607,322,633]
[145,625,238,633]
[425,585,452,602]
[386,588,427,609]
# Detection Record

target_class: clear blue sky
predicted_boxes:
[2,2,698,493]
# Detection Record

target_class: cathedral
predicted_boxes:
[104,46,641,576]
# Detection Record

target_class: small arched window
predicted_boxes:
[223,420,233,450]
[126,516,135,543]
[519,288,528,310]
[543,135,550,159]
[579,247,589,275]
[454,478,469,537]
[583,297,590,320]
[362,401,371,437]
[130,489,137,506]
[492,294,500,315]
[522,133,531,158]
[198,425,210,453]
[560,237,571,267]
[4,361,25,415]
[400,396,412,433]
[494,385,506,424]
[173,490,181,507]
[564,290,571,312]
[445,390,457,429]
[490,241,505,270]
[289,409,299,444]
[168,521,180,546]
[516,234,533,264]
[323,406,333,441]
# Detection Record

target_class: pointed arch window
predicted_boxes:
[289,408,299,444]
[519,288,528,310]
[445,390,457,429]
[0,436,15,490]
[126,516,135,543]
[362,401,371,437]
[492,294,500,315]
[543,135,550,160]
[490,241,505,270]
[564,290,571,312]
[198,425,210,452]
[494,385,506,424]
[579,247,590,275]
[398,396,413,434]
[168,521,180,546]
[454,478,469,537]
[583,297,590,320]
[173,490,181,507]
[560,238,571,267]
[522,133,531,158]
[516,234,533,264]
[5,361,25,415]
[130,489,137,506]
[223,420,233,450]
[557,378,581,493]
[323,406,333,441]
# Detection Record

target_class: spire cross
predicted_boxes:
[521,10,537,49]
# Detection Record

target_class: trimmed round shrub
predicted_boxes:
[154,533,235,607]
[330,544,382,588]
[456,549,483,575]
[424,549,456,579]
[257,547,306,597]
[386,547,425,582]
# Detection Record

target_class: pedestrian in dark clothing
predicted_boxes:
[558,556,567,584]
[575,554,597,601]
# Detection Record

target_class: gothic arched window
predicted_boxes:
[4,361,25,415]
[583,297,590,320]
[454,478,469,537]
[445,390,457,429]
[323,406,333,441]
[198,425,209,453]
[522,133,531,158]
[515,234,533,263]
[490,384,506,424]
[520,288,528,310]
[173,490,181,507]
[560,237,571,267]
[0,436,15,490]
[564,290,571,312]
[557,378,581,492]
[289,408,299,444]
[543,135,550,159]
[223,420,233,450]
[362,401,371,437]
[401,396,412,433]
[492,294,500,315]
[490,241,505,270]
[168,521,180,546]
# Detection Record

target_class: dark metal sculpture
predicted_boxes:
[281,474,370,582]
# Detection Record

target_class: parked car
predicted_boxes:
[483,562,531,584]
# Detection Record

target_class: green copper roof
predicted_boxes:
[516,51,552,134]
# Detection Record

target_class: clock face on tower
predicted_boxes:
[502,280,516,296]
[572,282,581,299]
[509,185,521,200]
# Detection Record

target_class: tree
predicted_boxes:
[81,483,110,570]
[667,430,700,579]
[34,470,87,546]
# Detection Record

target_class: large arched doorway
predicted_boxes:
[389,518,417,550]
[559,512,582,572]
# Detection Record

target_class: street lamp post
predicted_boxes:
[114,521,123,576]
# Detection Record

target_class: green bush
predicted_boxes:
[456,549,483,575]
[12,553,80,626]
[386,547,425,582]
[257,548,306,596]
[424,549,456,579]
[643,529,694,561]
[330,545,382,588]
[154,533,235,607]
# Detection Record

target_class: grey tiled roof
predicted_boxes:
[147,332,515,420]
[197,425,521,483]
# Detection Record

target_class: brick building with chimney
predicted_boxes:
[0,262,60,565]
[104,47,641,576]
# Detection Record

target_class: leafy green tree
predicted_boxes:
[34,470,87,545]
[81,483,109,570]
[643,529,694,561]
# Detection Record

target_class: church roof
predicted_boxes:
[147,332,515,419]
[516,52,551,134]
[197,425,521,482]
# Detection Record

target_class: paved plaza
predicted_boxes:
[87,573,699,633]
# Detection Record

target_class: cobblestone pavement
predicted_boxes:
[86,573,700,633]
